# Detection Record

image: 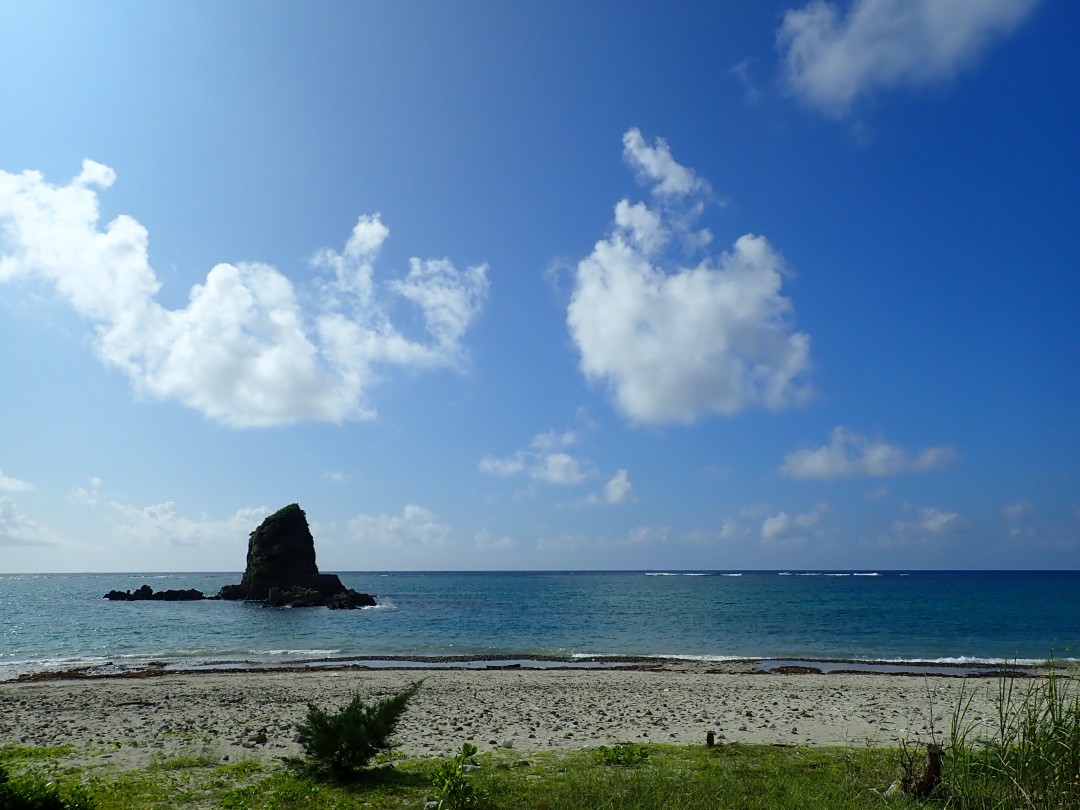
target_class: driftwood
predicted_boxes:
[907,743,944,798]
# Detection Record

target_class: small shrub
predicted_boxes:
[431,742,483,809]
[595,742,650,767]
[293,680,422,779]
[0,761,94,810]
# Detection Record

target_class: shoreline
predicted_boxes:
[0,664,1023,773]
[2,652,1046,684]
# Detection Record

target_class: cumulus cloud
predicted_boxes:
[602,469,633,504]
[480,430,590,487]
[478,454,528,477]
[533,452,587,486]
[778,0,1042,116]
[69,477,104,507]
[761,511,795,542]
[761,503,827,546]
[568,129,811,425]
[0,469,33,492]
[530,429,578,452]
[780,426,957,480]
[109,501,270,549]
[0,497,63,547]
[0,162,488,427]
[891,505,963,542]
[587,469,633,506]
[347,504,450,549]
[622,129,708,198]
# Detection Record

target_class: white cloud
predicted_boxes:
[780,426,957,480]
[480,430,591,487]
[622,129,707,198]
[0,162,488,427]
[347,504,450,549]
[478,454,528,477]
[475,530,516,551]
[70,476,102,507]
[588,469,634,506]
[917,507,960,534]
[0,497,62,547]
[761,511,794,542]
[1003,500,1032,521]
[603,468,633,504]
[761,503,828,546]
[778,0,1042,116]
[530,429,578,452]
[623,526,671,547]
[729,59,762,102]
[892,505,962,541]
[568,130,811,425]
[533,452,587,486]
[109,501,270,549]
[0,469,33,492]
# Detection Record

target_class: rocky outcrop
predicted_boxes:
[104,505,375,609]
[104,585,205,601]
[216,504,375,609]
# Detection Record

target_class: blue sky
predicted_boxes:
[1,0,1077,572]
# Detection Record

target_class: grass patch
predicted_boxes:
[943,664,1080,809]
[5,742,917,809]
[151,746,222,770]
[473,744,916,809]
[0,745,78,765]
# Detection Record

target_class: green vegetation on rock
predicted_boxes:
[239,503,319,599]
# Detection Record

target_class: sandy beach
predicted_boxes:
[0,662,1009,772]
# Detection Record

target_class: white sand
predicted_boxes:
[0,664,1005,771]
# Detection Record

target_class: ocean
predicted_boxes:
[1,570,1077,679]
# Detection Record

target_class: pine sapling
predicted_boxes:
[294,679,423,779]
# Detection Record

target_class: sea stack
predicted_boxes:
[216,504,375,609]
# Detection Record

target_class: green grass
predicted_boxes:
[0,742,917,809]
[943,665,1080,809]
[473,744,912,809]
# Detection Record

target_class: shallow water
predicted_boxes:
[2,570,1077,677]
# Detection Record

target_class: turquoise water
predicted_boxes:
[1,571,1077,677]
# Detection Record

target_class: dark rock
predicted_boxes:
[216,504,376,609]
[235,504,319,600]
[104,586,205,601]
[326,589,377,609]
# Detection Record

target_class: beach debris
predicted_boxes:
[883,741,945,800]
[907,743,944,798]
